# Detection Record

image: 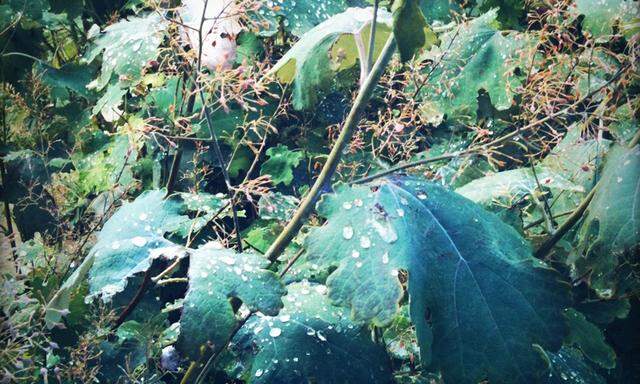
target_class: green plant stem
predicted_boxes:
[263,33,397,263]
[366,0,379,74]
[534,113,640,258]
[184,33,398,384]
[534,182,598,259]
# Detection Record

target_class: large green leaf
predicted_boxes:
[575,144,640,297]
[258,0,354,37]
[269,7,392,110]
[572,0,640,40]
[416,9,532,125]
[46,190,188,326]
[178,245,285,360]
[86,190,188,301]
[456,127,609,228]
[304,176,569,383]
[564,308,616,369]
[475,0,526,29]
[233,281,393,383]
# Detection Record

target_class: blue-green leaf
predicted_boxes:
[233,281,393,383]
[304,176,569,383]
[178,245,285,360]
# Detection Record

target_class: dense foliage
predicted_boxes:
[1,0,639,383]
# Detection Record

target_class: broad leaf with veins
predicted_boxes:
[304,176,569,383]
[233,281,393,383]
[47,190,189,326]
[178,245,285,360]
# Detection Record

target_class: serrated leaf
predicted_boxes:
[304,176,569,383]
[269,7,392,110]
[84,12,167,91]
[86,190,189,301]
[576,144,640,298]
[564,308,616,369]
[260,144,304,186]
[233,281,393,383]
[416,9,532,125]
[178,245,285,360]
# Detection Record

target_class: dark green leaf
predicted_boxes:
[564,308,616,369]
[233,281,393,383]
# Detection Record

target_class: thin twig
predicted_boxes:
[354,63,631,185]
[112,270,152,330]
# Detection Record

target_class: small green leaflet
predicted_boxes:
[304,176,569,383]
[233,281,393,383]
[563,308,616,369]
[260,144,304,186]
[178,245,284,360]
[391,0,437,62]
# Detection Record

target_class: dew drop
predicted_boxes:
[269,327,282,337]
[382,252,389,264]
[342,202,352,210]
[255,369,264,377]
[279,314,290,323]
[342,226,354,240]
[351,250,360,258]
[360,236,371,249]
[317,331,327,341]
[131,236,147,247]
